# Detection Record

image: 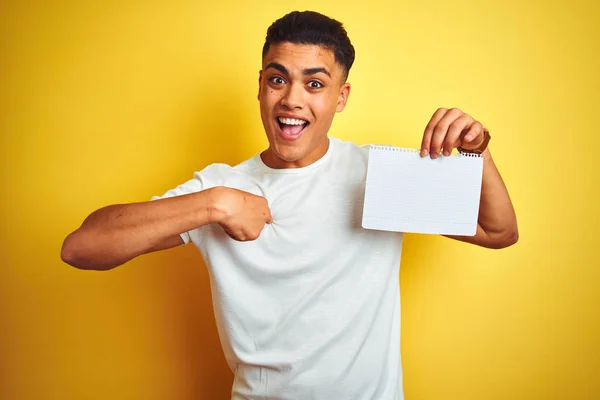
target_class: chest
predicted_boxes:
[201,171,369,268]
[272,174,362,226]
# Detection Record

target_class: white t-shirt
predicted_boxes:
[155,137,404,399]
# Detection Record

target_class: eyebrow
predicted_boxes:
[304,67,331,78]
[265,62,331,78]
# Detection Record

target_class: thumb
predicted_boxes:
[265,208,273,224]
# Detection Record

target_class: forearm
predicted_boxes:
[447,149,518,248]
[62,189,217,270]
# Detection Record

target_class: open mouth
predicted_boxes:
[277,117,309,140]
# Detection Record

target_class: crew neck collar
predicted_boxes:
[254,137,335,174]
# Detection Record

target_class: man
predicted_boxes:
[62,11,518,400]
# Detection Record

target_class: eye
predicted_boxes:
[308,80,323,89]
[269,76,285,85]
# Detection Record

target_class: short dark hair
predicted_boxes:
[262,11,355,81]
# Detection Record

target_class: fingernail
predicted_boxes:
[466,135,473,141]
[421,149,428,157]
[443,150,450,156]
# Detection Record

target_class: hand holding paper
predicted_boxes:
[420,107,489,158]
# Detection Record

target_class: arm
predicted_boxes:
[61,187,272,270]
[61,189,215,270]
[420,107,518,249]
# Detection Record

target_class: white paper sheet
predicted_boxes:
[362,146,484,235]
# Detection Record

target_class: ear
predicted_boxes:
[336,82,351,112]
[257,70,263,100]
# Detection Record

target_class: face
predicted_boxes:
[258,42,351,169]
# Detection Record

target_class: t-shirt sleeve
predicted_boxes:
[151,164,227,246]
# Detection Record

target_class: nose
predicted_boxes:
[280,82,304,110]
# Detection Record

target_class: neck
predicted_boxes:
[260,137,330,169]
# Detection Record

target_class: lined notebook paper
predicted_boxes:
[362,146,484,236]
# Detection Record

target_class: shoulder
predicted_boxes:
[193,163,235,186]
[322,137,371,187]
[330,137,370,169]
[198,156,266,196]
[195,156,261,185]
[331,137,369,157]
[232,155,261,174]
[152,162,235,199]
[198,150,261,176]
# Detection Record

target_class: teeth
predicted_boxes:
[278,117,307,126]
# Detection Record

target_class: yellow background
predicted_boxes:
[1,1,598,399]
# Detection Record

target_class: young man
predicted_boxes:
[62,11,517,400]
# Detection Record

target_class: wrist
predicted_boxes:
[204,186,229,224]
[458,128,491,155]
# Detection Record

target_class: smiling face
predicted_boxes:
[258,42,351,169]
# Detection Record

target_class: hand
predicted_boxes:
[208,187,273,241]
[420,108,487,158]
